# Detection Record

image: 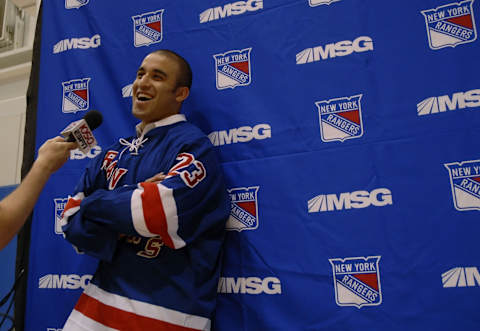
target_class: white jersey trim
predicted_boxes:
[60,192,85,228]
[131,185,155,237]
[157,183,185,248]
[64,309,119,331]
[84,283,211,330]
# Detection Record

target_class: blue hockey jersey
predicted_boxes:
[60,114,230,331]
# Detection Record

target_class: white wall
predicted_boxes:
[0,54,31,185]
[0,0,38,185]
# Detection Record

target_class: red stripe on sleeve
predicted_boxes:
[75,293,199,331]
[61,198,82,218]
[139,182,174,248]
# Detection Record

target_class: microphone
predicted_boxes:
[61,110,103,154]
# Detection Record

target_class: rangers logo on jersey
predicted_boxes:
[65,0,88,9]
[421,0,477,50]
[132,10,164,47]
[444,159,480,211]
[315,94,364,143]
[329,256,382,308]
[54,198,68,234]
[309,0,341,6]
[101,150,128,190]
[226,186,259,231]
[62,78,90,114]
[213,48,252,90]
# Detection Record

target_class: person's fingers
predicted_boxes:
[65,141,78,150]
[146,175,164,182]
[145,172,166,183]
[50,136,77,150]
[35,136,80,173]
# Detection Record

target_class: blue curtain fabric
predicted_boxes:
[24,1,480,330]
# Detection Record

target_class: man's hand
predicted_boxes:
[35,137,78,174]
[145,172,167,183]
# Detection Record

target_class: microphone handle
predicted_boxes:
[66,134,76,142]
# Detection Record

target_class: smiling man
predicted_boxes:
[132,50,190,128]
[60,50,230,331]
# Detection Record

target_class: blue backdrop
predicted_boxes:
[25,0,480,330]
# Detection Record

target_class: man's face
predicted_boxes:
[132,53,186,124]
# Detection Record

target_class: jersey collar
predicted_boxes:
[136,114,186,137]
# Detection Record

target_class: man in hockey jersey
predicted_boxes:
[60,50,230,330]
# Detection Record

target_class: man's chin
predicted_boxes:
[132,107,147,120]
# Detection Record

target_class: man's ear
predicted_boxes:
[175,86,189,103]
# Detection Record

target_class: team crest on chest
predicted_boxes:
[65,0,88,9]
[62,78,90,114]
[329,256,382,308]
[101,150,128,190]
[213,48,252,90]
[444,159,480,211]
[315,94,364,143]
[132,10,164,47]
[226,186,259,231]
[421,0,477,50]
[54,198,68,234]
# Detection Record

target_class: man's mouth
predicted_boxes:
[136,93,153,102]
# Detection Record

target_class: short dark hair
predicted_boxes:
[151,49,192,89]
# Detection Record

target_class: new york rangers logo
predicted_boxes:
[101,150,128,190]
[226,186,259,231]
[213,48,252,90]
[65,0,88,9]
[309,0,341,6]
[421,0,477,50]
[329,256,382,308]
[62,78,90,114]
[132,10,164,47]
[315,94,364,143]
[444,159,480,211]
[54,198,68,234]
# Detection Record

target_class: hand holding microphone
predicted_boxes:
[35,137,78,174]
[0,112,101,250]
[61,110,103,154]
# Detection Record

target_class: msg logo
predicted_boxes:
[417,88,480,116]
[200,0,263,23]
[218,277,281,294]
[208,124,271,146]
[53,34,101,54]
[296,36,373,64]
[39,274,92,290]
[70,145,102,160]
[308,188,392,212]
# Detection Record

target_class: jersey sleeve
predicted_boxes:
[129,146,230,249]
[63,138,230,252]
[60,152,120,261]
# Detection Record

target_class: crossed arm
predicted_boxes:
[61,149,227,261]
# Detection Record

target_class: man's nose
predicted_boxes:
[137,74,151,87]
